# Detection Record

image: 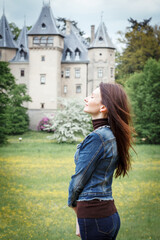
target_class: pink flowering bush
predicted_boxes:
[37,117,54,132]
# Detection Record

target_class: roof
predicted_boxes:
[11,25,29,62]
[62,24,89,63]
[89,22,115,49]
[0,13,17,49]
[28,3,63,36]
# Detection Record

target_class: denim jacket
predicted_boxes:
[68,125,118,207]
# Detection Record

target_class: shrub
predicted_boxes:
[37,117,54,132]
[44,98,93,143]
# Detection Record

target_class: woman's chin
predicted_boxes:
[84,107,89,113]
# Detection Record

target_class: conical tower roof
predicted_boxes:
[11,24,29,62]
[28,3,63,36]
[89,22,115,49]
[0,13,17,48]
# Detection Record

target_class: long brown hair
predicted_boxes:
[99,82,135,178]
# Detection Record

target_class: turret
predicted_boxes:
[88,21,116,95]
[0,11,17,61]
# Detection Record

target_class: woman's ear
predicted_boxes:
[100,105,108,114]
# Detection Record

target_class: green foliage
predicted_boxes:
[116,18,160,80]
[9,22,32,40]
[45,98,93,143]
[125,58,160,143]
[0,62,15,143]
[57,17,85,36]
[0,62,31,143]
[6,84,31,135]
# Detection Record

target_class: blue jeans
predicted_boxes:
[78,212,120,240]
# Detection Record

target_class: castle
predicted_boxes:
[0,3,115,130]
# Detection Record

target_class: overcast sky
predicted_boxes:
[1,0,160,50]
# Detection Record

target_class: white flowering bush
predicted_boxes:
[44,98,92,143]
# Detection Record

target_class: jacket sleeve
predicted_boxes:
[68,132,104,207]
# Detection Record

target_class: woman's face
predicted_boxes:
[84,87,103,118]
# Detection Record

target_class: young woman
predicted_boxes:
[68,82,134,240]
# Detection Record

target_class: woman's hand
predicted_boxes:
[76,217,80,237]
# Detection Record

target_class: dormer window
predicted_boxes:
[42,23,46,29]
[66,49,72,61]
[75,48,81,61]
[20,49,25,60]
[99,37,103,41]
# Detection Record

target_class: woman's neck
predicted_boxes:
[92,118,109,130]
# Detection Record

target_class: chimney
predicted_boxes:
[91,25,95,43]
[66,19,72,35]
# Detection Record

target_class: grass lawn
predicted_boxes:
[0,131,160,240]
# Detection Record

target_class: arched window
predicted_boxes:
[65,49,72,61]
[33,37,40,45]
[47,36,53,46]
[75,48,81,61]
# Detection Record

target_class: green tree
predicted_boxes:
[116,18,160,80]
[0,62,15,143]
[9,22,32,40]
[6,84,31,134]
[0,62,31,143]
[125,58,160,143]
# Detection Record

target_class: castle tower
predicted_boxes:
[88,21,115,95]
[61,20,89,99]
[0,11,17,61]
[27,3,64,129]
[9,22,29,108]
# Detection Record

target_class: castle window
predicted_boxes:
[41,103,45,109]
[66,49,72,61]
[47,36,53,46]
[64,85,67,94]
[33,37,40,45]
[41,56,45,61]
[20,69,25,77]
[76,85,81,93]
[75,48,81,61]
[42,23,46,29]
[111,68,114,78]
[75,68,80,78]
[65,68,70,78]
[40,74,46,84]
[99,37,103,41]
[20,50,25,60]
[40,37,47,46]
[98,68,103,78]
